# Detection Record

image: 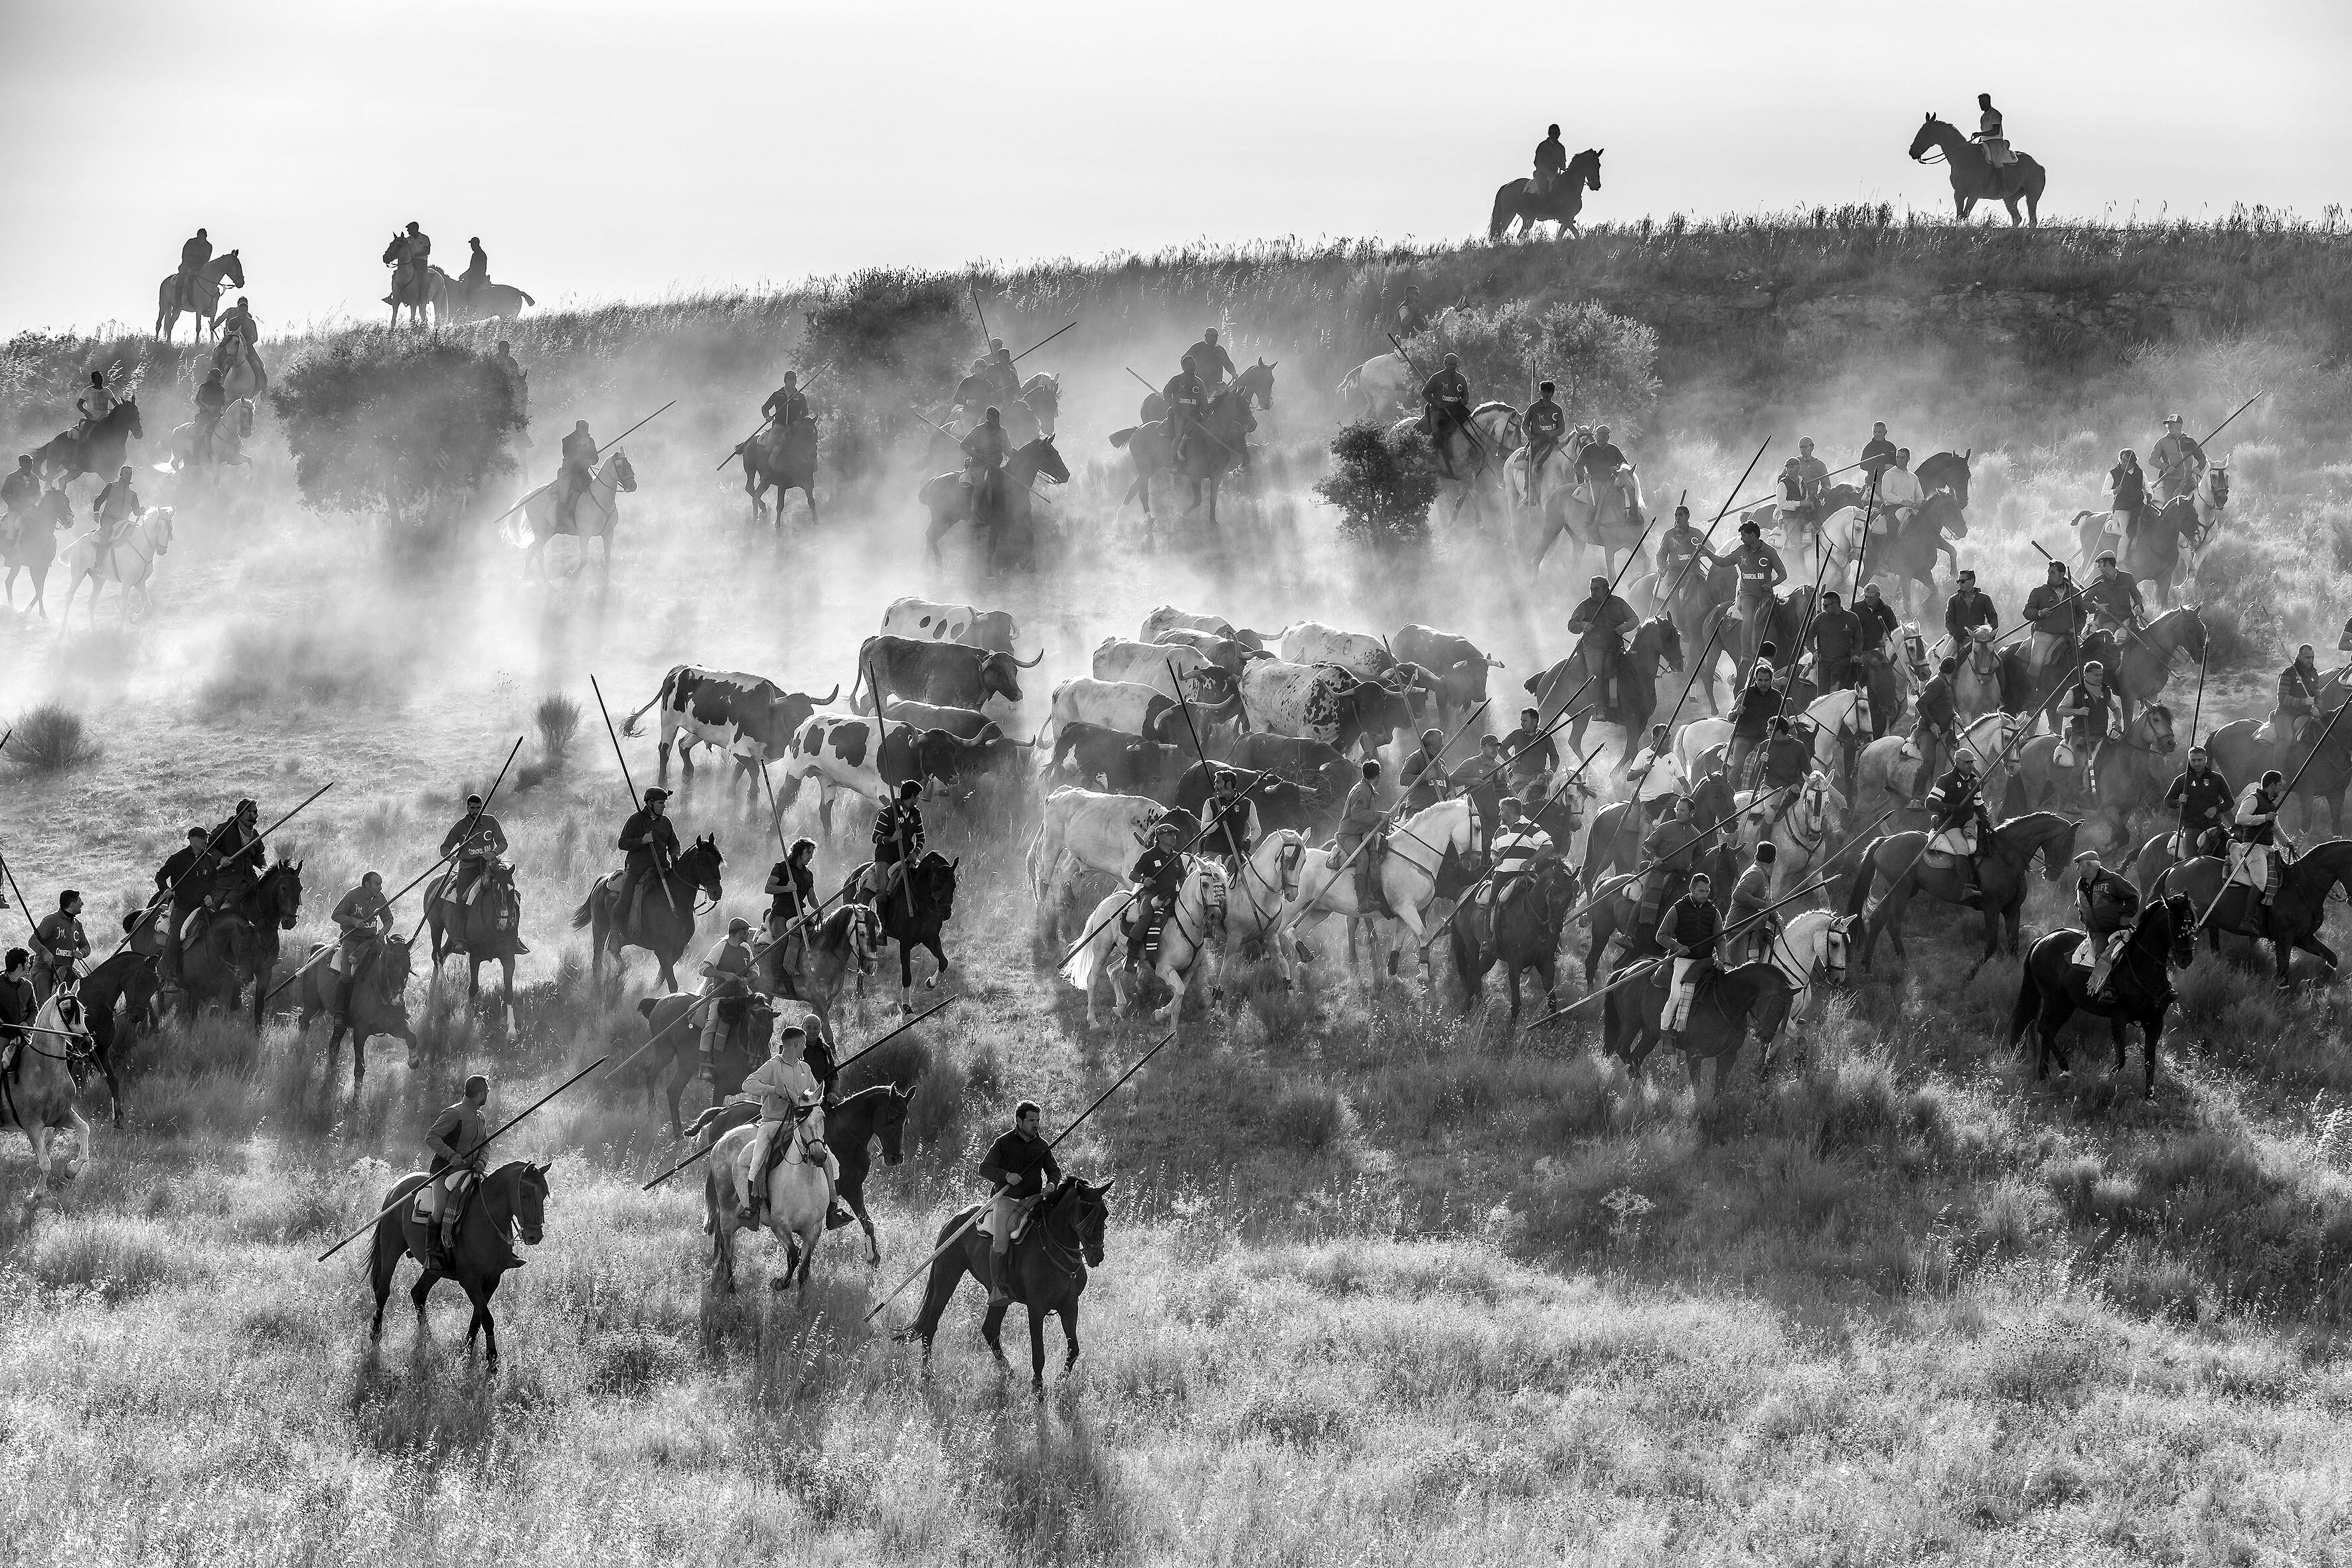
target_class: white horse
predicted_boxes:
[1,987,96,1219]
[1854,711,2021,809]
[1539,455,1649,581]
[1061,858,1229,1029]
[703,1110,832,1294]
[1280,797,1480,988]
[1737,771,1848,900]
[167,398,254,471]
[1224,829,1310,988]
[1749,906,1851,1054]
[518,449,635,575]
[60,508,174,626]
[1392,403,1521,526]
[1675,685,1872,785]
[1503,428,1588,517]
[1337,353,1414,420]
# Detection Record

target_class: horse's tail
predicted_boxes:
[517,289,536,306]
[1336,364,1362,398]
[1843,840,1881,918]
[2005,953,2041,1052]
[570,890,597,931]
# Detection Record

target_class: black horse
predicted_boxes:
[841,852,957,1010]
[179,858,305,1021]
[823,1082,915,1265]
[1451,858,1579,1022]
[572,834,726,993]
[32,398,143,486]
[736,419,819,529]
[1603,959,1796,1095]
[1489,148,1603,240]
[426,862,526,1023]
[2006,893,2197,1090]
[2157,840,2352,988]
[73,949,151,1125]
[369,1160,550,1372]
[894,1174,1115,1390]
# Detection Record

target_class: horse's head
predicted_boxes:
[511,1160,551,1246]
[1053,1174,1114,1267]
[232,399,255,437]
[872,1083,916,1166]
[2138,704,2177,753]
[220,252,246,289]
[1920,450,1972,509]
[1924,489,1967,538]
[147,507,175,554]
[1909,114,1952,161]
[1573,147,1603,190]
[114,399,143,439]
[682,834,724,900]
[608,449,637,493]
[1823,913,1856,985]
[1646,614,1684,672]
[912,852,960,919]
[1022,435,1071,485]
[382,235,403,266]
[2208,463,2231,510]
[264,858,304,929]
[2042,817,2079,878]
[375,935,415,997]
[1235,358,1277,410]
[2160,892,2199,969]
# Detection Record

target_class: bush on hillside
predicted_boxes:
[1401,300,1660,437]
[1316,422,1439,546]
[269,336,524,526]
[534,694,581,767]
[801,268,973,398]
[4,704,100,774]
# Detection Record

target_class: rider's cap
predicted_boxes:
[1480,734,1502,748]
[186,826,206,838]
[2163,413,2183,425]
[1954,747,1980,765]
[1783,457,1800,468]
[898,779,923,799]
[469,236,479,244]
[465,793,483,807]
[728,916,751,935]
[1755,842,1776,861]
[2119,448,2135,461]
[1758,641,1776,657]
[643,786,670,802]
[2096,550,2117,564]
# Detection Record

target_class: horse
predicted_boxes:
[295,936,418,1093]
[1504,428,1587,522]
[213,334,267,402]
[169,397,255,471]
[520,450,635,576]
[1223,828,1309,986]
[2208,712,2352,834]
[2156,841,2352,989]
[2009,704,2175,850]
[2007,893,2197,1090]
[154,250,246,341]
[74,949,151,1124]
[1450,858,1579,1023]
[1603,959,1796,1105]
[1701,584,1817,695]
[572,834,725,993]
[823,1083,915,1265]
[2,491,68,617]
[842,852,957,1010]
[892,1174,1115,1391]
[1113,382,1259,536]
[704,1110,834,1294]
[1908,113,2045,226]
[1530,615,1682,765]
[1678,686,1871,796]
[1336,353,1414,420]
[640,992,786,1137]
[1739,771,1848,900]
[441,279,537,323]
[59,507,175,626]
[177,859,306,1022]
[1061,857,1228,1030]
[1845,811,2080,973]
[795,903,886,1018]
[425,862,525,1026]
[1950,629,2021,722]
[1752,906,1854,1057]
[919,436,1071,574]
[1579,771,1739,905]
[368,1160,550,1372]
[1388,402,1519,527]
[1490,148,1603,240]
[1827,491,1964,617]
[1639,557,1738,713]
[2077,486,2222,607]
[1540,462,1650,583]
[0,986,99,1214]
[380,236,446,327]
[1019,370,1062,435]
[1282,797,1481,990]
[32,398,143,486]
[1853,711,2022,823]
[738,420,819,528]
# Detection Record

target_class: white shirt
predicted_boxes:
[1875,466,1924,509]
[742,1052,818,1119]
[1629,746,1685,803]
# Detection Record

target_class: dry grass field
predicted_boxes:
[4,223,2352,1565]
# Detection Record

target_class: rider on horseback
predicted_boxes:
[31,892,89,1003]
[177,229,211,310]
[73,372,116,441]
[1522,381,1566,505]
[1944,570,1998,646]
[1575,423,1637,522]
[1728,663,1782,788]
[1533,124,1567,194]
[762,371,811,432]
[740,1019,847,1227]
[617,787,678,929]
[2057,661,2118,789]
[2275,645,2323,747]
[694,916,766,1081]
[1858,422,1897,484]
[868,780,925,909]
[1926,747,1994,907]
[2230,771,2291,911]
[960,408,1014,524]
[1567,577,1638,712]
[1336,761,1387,915]
[423,1075,489,1270]
[2163,745,2234,860]
[461,238,490,297]
[765,836,821,978]
[1654,505,1714,593]
[980,1100,1061,1306]
[1400,732,1452,812]
[218,297,256,349]
[2024,560,2084,678]
[1162,359,1207,466]
[329,871,394,994]
[1501,705,1559,797]
[1757,718,1812,825]
[0,951,34,1059]
[1726,844,1774,964]
[1727,520,1787,670]
[439,795,521,949]
[2082,552,2145,635]
[153,826,215,985]
[1201,769,1257,866]
[1636,795,1705,935]
[2150,414,2206,504]
[1874,449,1924,529]
[2104,449,2146,544]
[2073,850,2139,1001]
[3,455,38,542]
[1971,92,2016,183]
[1655,871,1718,1051]
[192,371,230,463]
[91,467,139,555]
[1472,796,1553,947]
[1184,328,1237,396]
[1396,285,1427,337]
[557,421,599,533]
[1804,589,1863,692]
[1125,820,1187,973]
[1909,659,1958,810]
[1419,355,1471,477]
[1794,437,1829,509]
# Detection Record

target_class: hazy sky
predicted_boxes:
[6,0,2347,336]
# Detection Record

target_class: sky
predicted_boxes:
[5,0,2349,337]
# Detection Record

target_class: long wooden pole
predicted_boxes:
[106,783,335,966]
[487,400,676,528]
[591,674,675,913]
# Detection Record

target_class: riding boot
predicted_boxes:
[826,1199,854,1231]
[745,1176,765,1225]
[1960,861,1984,907]
[986,1249,1011,1307]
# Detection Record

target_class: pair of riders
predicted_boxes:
[151,799,264,987]
[1773,436,1832,526]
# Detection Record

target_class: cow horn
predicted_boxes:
[1014,647,1044,668]
[817,683,840,704]
[1486,657,1507,667]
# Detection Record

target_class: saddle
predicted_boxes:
[409,1167,479,1225]
[976,1194,1040,1244]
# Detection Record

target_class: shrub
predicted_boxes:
[1268,1083,1352,1155]
[1316,421,1439,544]
[4,704,99,774]
[1401,299,1660,437]
[270,335,524,527]
[535,694,582,765]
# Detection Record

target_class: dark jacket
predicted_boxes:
[1805,607,1863,667]
[1915,674,1956,734]
[2061,680,2114,738]
[2164,767,2234,828]
[441,813,509,860]
[1944,589,1998,641]
[1400,747,1451,808]
[1643,817,1705,876]
[1421,368,1468,408]
[1926,765,1989,830]
[0,974,35,1039]
[1130,846,1185,896]
[980,1128,1062,1197]
[767,858,817,921]
[2109,461,2146,515]
[1524,398,1565,443]
[2082,572,2145,625]
[1855,595,1899,647]
[157,843,216,902]
[2024,581,2085,637]
[1499,726,1557,781]
[1577,441,1626,480]
[618,807,680,874]
[1184,341,1237,386]
[2278,661,2323,714]
[1733,684,1782,741]
[1657,896,1720,955]
[872,801,923,864]
[1762,733,1812,789]
[1859,436,1898,479]
[762,386,809,425]
[212,815,266,874]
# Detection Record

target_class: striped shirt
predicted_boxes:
[1490,824,1553,879]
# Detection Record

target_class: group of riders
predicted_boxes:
[383,220,499,312]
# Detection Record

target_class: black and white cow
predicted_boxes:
[852,635,1040,713]
[619,666,839,803]
[878,597,1026,655]
[1149,625,1269,678]
[779,713,1033,835]
[1391,624,1504,724]
[1235,659,1416,757]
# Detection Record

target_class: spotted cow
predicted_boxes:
[619,666,839,804]
[1236,658,1417,757]
[878,597,1026,655]
[1048,676,1183,744]
[780,713,1032,836]
[1276,621,1395,680]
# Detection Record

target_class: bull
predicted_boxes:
[1150,625,1269,677]
[1048,676,1184,744]
[882,699,1006,742]
[1220,731,1355,809]
[1090,638,1247,729]
[1391,624,1504,725]
[852,634,1039,713]
[1277,621,1395,680]
[1237,657,1412,757]
[619,665,838,807]
[879,597,1026,655]
[1050,721,1190,799]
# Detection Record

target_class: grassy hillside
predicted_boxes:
[3,216,2351,1565]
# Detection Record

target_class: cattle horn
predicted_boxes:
[1485,657,1507,668]
[816,683,840,704]
[1013,647,1044,668]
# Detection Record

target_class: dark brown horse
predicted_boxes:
[3,488,68,615]
[2157,840,2352,988]
[31,398,143,486]
[178,859,305,1021]
[76,948,153,1125]
[736,419,819,529]
[840,852,957,1009]
[2007,893,2197,1089]
[640,990,779,1137]
[893,1174,1114,1389]
[1603,959,1796,1100]
[297,937,418,1091]
[1845,811,2080,973]
[1450,858,1579,1022]
[426,863,526,1025]
[1490,148,1603,240]
[819,1083,915,1265]
[2007,705,2175,850]
[368,1159,550,1372]
[571,834,724,992]
[1908,114,2045,226]
[1531,615,1682,764]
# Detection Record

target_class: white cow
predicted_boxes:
[1030,787,1168,940]
[878,597,1024,654]
[1048,677,1180,743]
[1276,621,1393,680]
[1140,605,1236,645]
[1090,638,1244,712]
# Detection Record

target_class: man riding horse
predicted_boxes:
[2274,645,2323,747]
[1522,380,1567,505]
[2023,559,2084,681]
[557,421,599,533]
[176,229,212,311]
[461,238,491,298]
[329,870,394,1000]
[439,795,522,949]
[1533,124,1568,195]
[1575,422,1639,525]
[1970,92,2018,185]
[91,466,141,556]
[1568,575,1638,712]
[617,787,679,929]
[1184,328,1238,397]
[2149,413,2207,505]
[1926,746,1996,907]
[1419,354,1471,477]
[1162,359,1208,466]
[72,372,117,443]
[960,407,1015,528]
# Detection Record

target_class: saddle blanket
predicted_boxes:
[975,1196,1038,1243]
[410,1168,477,1224]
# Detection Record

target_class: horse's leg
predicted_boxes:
[1028,1303,1049,1391]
